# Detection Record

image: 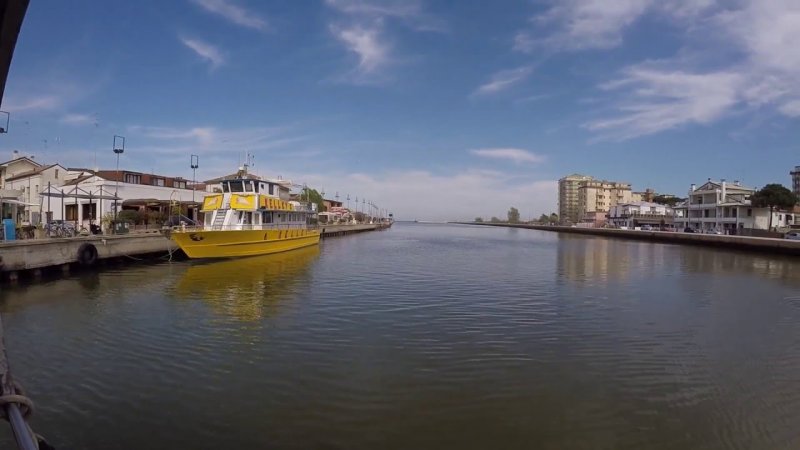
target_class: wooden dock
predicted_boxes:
[0,223,386,281]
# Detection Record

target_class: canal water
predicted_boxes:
[1,223,800,449]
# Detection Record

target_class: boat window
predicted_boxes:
[269,184,275,195]
[230,181,244,192]
[222,182,230,193]
[263,211,272,223]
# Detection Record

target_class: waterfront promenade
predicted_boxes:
[459,222,800,255]
[0,223,382,280]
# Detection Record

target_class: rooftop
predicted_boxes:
[4,163,62,182]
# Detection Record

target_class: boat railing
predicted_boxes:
[167,223,320,233]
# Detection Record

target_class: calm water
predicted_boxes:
[1,223,800,449]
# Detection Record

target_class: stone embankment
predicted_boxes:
[459,223,800,256]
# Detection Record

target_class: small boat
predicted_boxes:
[170,175,320,258]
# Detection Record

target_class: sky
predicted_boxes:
[0,0,799,221]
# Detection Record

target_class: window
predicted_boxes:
[55,169,59,178]
[747,208,752,217]
[174,180,186,189]
[152,178,165,187]
[65,204,78,221]
[230,181,244,192]
[82,202,97,220]
[124,173,142,184]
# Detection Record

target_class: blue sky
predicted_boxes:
[1,0,799,220]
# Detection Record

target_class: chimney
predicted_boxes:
[690,183,696,192]
[721,179,727,201]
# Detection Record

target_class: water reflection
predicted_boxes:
[173,246,320,321]
[557,233,800,288]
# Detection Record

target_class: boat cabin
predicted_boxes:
[200,178,317,231]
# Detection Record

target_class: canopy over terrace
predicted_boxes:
[39,184,120,225]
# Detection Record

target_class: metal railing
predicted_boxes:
[170,223,319,232]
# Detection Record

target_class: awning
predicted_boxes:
[1,198,37,206]
[123,198,199,205]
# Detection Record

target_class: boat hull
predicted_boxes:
[171,228,321,259]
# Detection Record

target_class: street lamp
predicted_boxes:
[190,154,199,212]
[113,135,125,221]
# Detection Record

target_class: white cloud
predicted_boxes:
[59,113,97,126]
[779,99,800,117]
[563,0,800,139]
[325,0,443,83]
[121,124,309,175]
[2,95,61,112]
[515,0,717,52]
[330,24,389,76]
[473,66,533,96]
[586,66,743,140]
[470,148,546,164]
[325,0,445,32]
[325,0,419,19]
[190,0,268,31]
[179,37,225,69]
[296,169,557,221]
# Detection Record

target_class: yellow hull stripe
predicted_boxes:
[171,229,321,259]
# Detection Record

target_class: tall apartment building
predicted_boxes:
[791,165,800,198]
[578,180,632,221]
[558,174,593,224]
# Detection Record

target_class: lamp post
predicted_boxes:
[0,111,9,134]
[113,135,125,221]
[190,155,199,194]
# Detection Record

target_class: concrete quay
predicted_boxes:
[321,223,385,237]
[0,233,177,280]
[0,223,386,281]
[460,222,800,256]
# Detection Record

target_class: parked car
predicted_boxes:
[684,227,695,233]
[785,231,800,240]
[640,224,652,231]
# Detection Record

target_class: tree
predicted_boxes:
[490,216,501,223]
[538,214,549,224]
[549,213,559,224]
[507,207,520,223]
[652,195,682,207]
[301,187,326,213]
[474,217,484,222]
[751,184,798,230]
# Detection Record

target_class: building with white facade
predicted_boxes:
[607,202,675,229]
[5,163,67,224]
[1,153,46,223]
[44,169,197,229]
[673,179,794,233]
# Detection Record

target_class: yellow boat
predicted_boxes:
[170,176,320,258]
